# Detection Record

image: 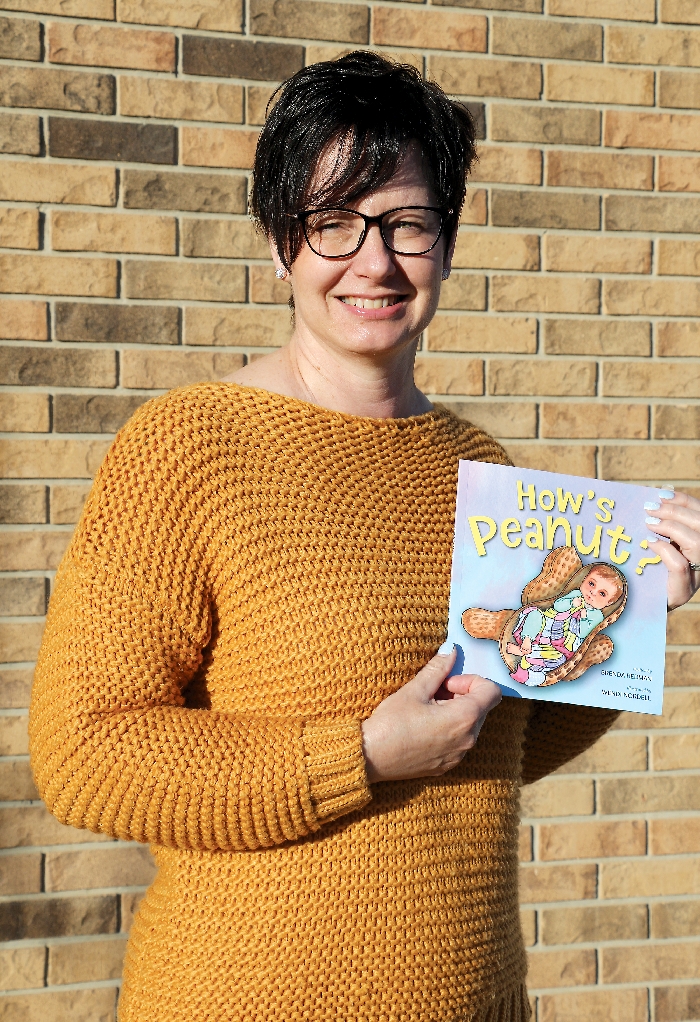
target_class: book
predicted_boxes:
[445,462,669,715]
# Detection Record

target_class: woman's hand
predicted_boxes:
[360,647,502,783]
[646,489,700,611]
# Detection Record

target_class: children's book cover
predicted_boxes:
[446,462,668,715]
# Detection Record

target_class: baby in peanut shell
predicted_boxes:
[505,564,624,688]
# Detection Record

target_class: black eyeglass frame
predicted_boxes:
[293,205,453,259]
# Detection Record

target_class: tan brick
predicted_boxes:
[438,274,487,311]
[653,733,700,770]
[607,194,700,234]
[659,155,700,193]
[666,650,700,686]
[48,936,127,986]
[519,863,597,903]
[0,393,49,432]
[0,714,29,754]
[125,260,245,302]
[615,689,700,728]
[0,624,43,664]
[48,21,174,71]
[413,357,483,396]
[604,280,700,318]
[519,825,532,862]
[602,858,700,900]
[546,150,653,191]
[0,439,110,479]
[249,264,292,305]
[659,321,700,357]
[56,301,178,345]
[540,819,646,863]
[433,0,541,9]
[541,403,648,440]
[460,189,487,226]
[448,401,537,438]
[121,890,145,931]
[492,191,599,232]
[545,236,650,276]
[0,577,46,616]
[469,145,542,185]
[520,777,594,818]
[539,989,649,1022]
[604,361,700,398]
[0,988,117,1022]
[0,207,39,250]
[506,443,597,476]
[0,805,112,848]
[493,17,602,61]
[662,0,700,22]
[429,55,540,99]
[118,0,242,31]
[0,484,46,524]
[653,902,700,940]
[527,948,596,990]
[541,903,647,945]
[0,65,114,114]
[492,277,599,315]
[0,945,46,993]
[374,9,485,52]
[0,760,39,801]
[251,0,367,43]
[50,483,91,524]
[247,84,276,125]
[0,852,41,896]
[453,232,539,272]
[655,405,700,439]
[551,0,654,17]
[600,774,700,814]
[46,844,156,892]
[656,985,700,1022]
[120,349,244,389]
[123,169,246,214]
[604,941,700,984]
[0,15,41,61]
[120,76,243,123]
[659,70,700,110]
[1,347,117,388]
[547,63,653,105]
[53,393,147,434]
[520,908,535,945]
[601,442,700,480]
[0,112,40,155]
[0,668,34,709]
[428,315,537,354]
[658,239,700,277]
[181,126,259,169]
[492,104,600,145]
[651,818,700,855]
[608,25,700,67]
[182,218,268,260]
[51,211,176,256]
[0,531,69,570]
[0,254,117,298]
[606,109,700,151]
[555,732,647,773]
[185,306,291,348]
[0,160,116,206]
[2,0,114,14]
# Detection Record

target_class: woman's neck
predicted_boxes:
[224,331,432,420]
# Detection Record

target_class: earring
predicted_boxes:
[275,268,287,280]
[441,269,450,281]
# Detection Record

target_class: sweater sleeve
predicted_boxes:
[28,395,371,852]
[520,701,620,785]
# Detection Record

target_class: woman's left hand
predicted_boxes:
[646,489,700,611]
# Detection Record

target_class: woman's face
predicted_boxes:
[279,145,454,361]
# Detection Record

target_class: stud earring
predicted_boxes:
[275,268,287,280]
[441,269,450,281]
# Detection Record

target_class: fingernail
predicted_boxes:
[645,516,662,525]
[658,489,675,500]
[646,534,660,543]
[662,484,675,490]
[438,641,455,656]
[644,502,660,511]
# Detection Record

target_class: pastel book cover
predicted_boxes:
[446,462,669,715]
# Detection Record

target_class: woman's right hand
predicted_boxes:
[360,647,502,783]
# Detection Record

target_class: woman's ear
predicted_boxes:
[268,237,289,279]
[442,224,458,279]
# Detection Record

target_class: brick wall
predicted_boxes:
[0,0,699,1018]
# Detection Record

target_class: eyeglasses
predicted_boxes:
[295,206,450,259]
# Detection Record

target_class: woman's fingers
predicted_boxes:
[645,489,700,608]
[647,537,695,611]
[407,646,458,702]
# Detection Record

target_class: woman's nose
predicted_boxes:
[352,222,396,277]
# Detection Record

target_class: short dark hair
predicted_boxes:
[251,51,477,270]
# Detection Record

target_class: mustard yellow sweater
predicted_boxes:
[29,384,617,1022]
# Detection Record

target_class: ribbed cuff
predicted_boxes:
[302,719,372,822]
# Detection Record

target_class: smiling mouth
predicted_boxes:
[339,296,404,308]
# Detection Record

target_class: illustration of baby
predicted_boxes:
[505,564,625,688]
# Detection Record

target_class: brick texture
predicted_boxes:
[1,1,700,1014]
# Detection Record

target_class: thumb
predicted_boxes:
[407,645,457,702]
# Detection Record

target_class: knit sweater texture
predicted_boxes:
[29,383,618,1022]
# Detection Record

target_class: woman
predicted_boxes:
[29,52,700,1022]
